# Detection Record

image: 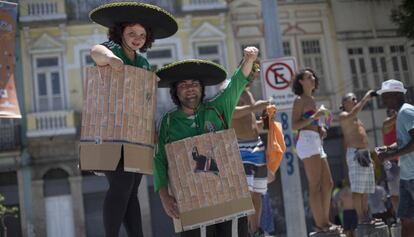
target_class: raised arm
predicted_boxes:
[240,47,259,78]
[339,90,374,121]
[210,47,260,126]
[90,44,124,71]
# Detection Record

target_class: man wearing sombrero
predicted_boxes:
[375,79,414,237]
[154,46,259,236]
[88,2,177,237]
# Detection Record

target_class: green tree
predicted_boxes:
[391,0,414,41]
[0,194,18,237]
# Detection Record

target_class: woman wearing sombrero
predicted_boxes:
[89,2,177,236]
[154,46,259,236]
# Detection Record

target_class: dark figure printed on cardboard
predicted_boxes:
[192,147,219,175]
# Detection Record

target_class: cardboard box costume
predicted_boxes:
[165,129,254,231]
[154,60,254,232]
[79,65,158,174]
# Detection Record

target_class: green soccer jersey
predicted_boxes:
[101,40,150,70]
[153,68,251,191]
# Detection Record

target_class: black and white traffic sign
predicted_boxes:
[261,57,297,109]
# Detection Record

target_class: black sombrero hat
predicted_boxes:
[89,2,178,39]
[156,59,228,88]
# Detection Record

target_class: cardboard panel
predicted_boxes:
[124,144,154,174]
[79,143,122,171]
[0,2,21,118]
[80,65,157,173]
[165,129,254,232]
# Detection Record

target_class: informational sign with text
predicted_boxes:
[261,57,297,110]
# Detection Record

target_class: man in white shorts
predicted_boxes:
[339,90,376,225]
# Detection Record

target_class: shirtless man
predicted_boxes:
[232,72,269,237]
[337,186,357,237]
[339,91,376,225]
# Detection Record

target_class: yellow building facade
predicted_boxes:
[17,0,239,236]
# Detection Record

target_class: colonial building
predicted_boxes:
[330,0,414,148]
[2,0,412,236]
[16,0,238,236]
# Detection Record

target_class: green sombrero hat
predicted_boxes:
[156,59,228,88]
[89,2,178,39]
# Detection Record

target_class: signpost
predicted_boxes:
[261,56,307,237]
[262,57,297,110]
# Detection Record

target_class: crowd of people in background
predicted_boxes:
[320,79,414,237]
[85,2,414,237]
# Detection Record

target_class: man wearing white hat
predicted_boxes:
[376,79,414,237]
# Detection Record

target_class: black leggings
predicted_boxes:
[103,158,143,237]
[180,216,248,237]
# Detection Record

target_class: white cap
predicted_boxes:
[377,79,407,95]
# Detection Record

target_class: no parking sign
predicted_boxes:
[261,57,297,109]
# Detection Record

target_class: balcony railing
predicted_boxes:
[19,0,67,22]
[182,0,227,11]
[0,123,21,152]
[26,110,76,138]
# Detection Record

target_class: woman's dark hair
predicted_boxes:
[291,68,319,95]
[169,80,205,106]
[108,22,154,53]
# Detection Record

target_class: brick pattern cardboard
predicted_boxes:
[79,65,157,174]
[0,2,22,118]
[165,129,254,232]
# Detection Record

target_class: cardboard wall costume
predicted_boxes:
[79,65,158,174]
[165,129,254,232]
[0,2,21,118]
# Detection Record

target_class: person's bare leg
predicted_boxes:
[248,191,262,234]
[401,218,414,237]
[391,195,399,217]
[304,155,328,229]
[352,193,361,223]
[361,194,370,222]
[320,158,334,226]
[353,193,369,224]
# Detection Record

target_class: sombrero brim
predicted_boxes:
[156,59,228,88]
[89,2,178,39]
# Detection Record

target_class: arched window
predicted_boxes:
[43,168,70,197]
[43,168,75,237]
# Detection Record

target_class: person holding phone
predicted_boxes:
[375,79,414,237]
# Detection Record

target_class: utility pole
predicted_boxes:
[261,1,307,236]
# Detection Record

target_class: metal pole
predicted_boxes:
[370,104,378,147]
[261,1,307,237]
[261,0,283,58]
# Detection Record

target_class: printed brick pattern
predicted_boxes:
[165,129,250,213]
[81,65,157,145]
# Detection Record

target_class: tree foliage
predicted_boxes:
[0,194,18,224]
[391,0,414,41]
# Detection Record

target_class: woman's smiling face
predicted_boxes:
[122,23,147,51]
